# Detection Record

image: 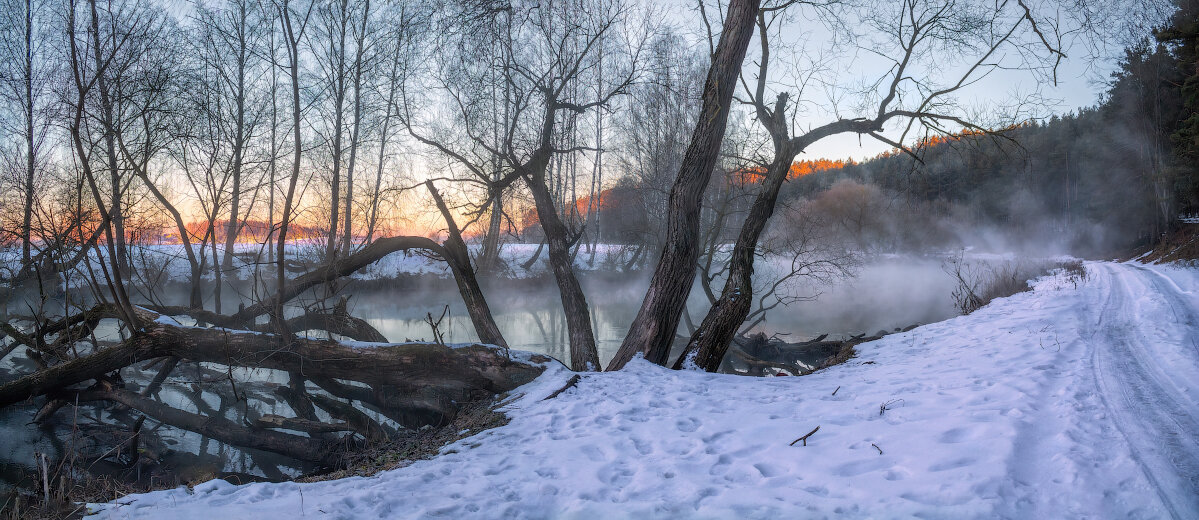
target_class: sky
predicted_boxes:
[679,0,1172,162]
[809,55,1117,161]
[130,0,1170,232]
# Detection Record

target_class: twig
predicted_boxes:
[39,452,49,505]
[831,386,840,396]
[789,425,820,446]
[872,443,883,455]
[425,305,449,346]
[880,398,905,416]
[543,375,581,401]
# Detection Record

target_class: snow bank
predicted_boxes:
[88,262,1196,519]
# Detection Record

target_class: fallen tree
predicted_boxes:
[0,210,526,472]
[0,305,548,468]
[720,332,883,376]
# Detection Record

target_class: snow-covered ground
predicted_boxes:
[88,261,1199,519]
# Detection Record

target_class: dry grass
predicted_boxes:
[1,464,140,520]
[944,253,1056,315]
[1059,260,1088,287]
[300,398,511,483]
[1139,224,1199,263]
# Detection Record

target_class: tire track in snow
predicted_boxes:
[1133,264,1199,359]
[1090,263,1199,519]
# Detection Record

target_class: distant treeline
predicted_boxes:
[779,1,1199,256]
[554,4,1198,258]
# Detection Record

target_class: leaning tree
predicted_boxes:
[399,0,646,371]
[610,0,1091,371]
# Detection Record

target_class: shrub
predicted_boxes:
[944,252,1055,314]
[1059,259,1088,287]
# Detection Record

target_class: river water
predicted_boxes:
[0,254,963,495]
[349,255,960,365]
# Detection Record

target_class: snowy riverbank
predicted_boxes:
[87,261,1199,519]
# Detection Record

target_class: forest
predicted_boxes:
[0,0,1193,516]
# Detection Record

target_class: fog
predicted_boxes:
[324,253,967,366]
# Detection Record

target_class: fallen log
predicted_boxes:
[308,375,453,428]
[724,332,883,377]
[66,385,345,467]
[727,349,810,376]
[232,236,443,324]
[0,318,547,428]
[150,231,507,348]
[308,392,391,443]
[253,414,357,435]
[264,310,388,343]
[144,306,389,343]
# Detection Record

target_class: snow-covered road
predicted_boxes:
[89,261,1199,519]
[1089,264,1199,518]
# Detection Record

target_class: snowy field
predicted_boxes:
[87,261,1199,519]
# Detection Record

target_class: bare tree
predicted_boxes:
[674,0,1070,371]
[312,0,356,262]
[338,0,372,256]
[274,0,313,333]
[365,4,418,245]
[607,0,762,370]
[62,0,180,323]
[0,0,54,268]
[610,29,709,263]
[192,0,269,276]
[402,0,643,371]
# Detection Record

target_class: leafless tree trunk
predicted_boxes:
[607,0,761,370]
[19,0,35,265]
[425,181,508,348]
[674,1,1068,371]
[90,0,130,278]
[319,0,351,263]
[341,0,369,256]
[220,0,256,274]
[267,18,280,265]
[524,140,600,370]
[365,5,414,245]
[275,0,311,333]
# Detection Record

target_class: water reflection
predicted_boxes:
[346,256,960,366]
[351,275,647,364]
[0,255,963,494]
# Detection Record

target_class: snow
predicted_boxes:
[87,261,1199,519]
[0,242,636,287]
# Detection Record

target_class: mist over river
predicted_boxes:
[345,255,961,365]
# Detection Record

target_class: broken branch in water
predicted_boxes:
[425,305,450,346]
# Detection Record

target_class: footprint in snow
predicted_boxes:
[676,417,701,433]
[580,444,606,462]
[832,457,891,477]
[928,456,976,472]
[598,463,635,487]
[631,437,654,455]
[708,454,733,476]
[938,426,977,444]
[702,430,732,443]
[753,462,787,478]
